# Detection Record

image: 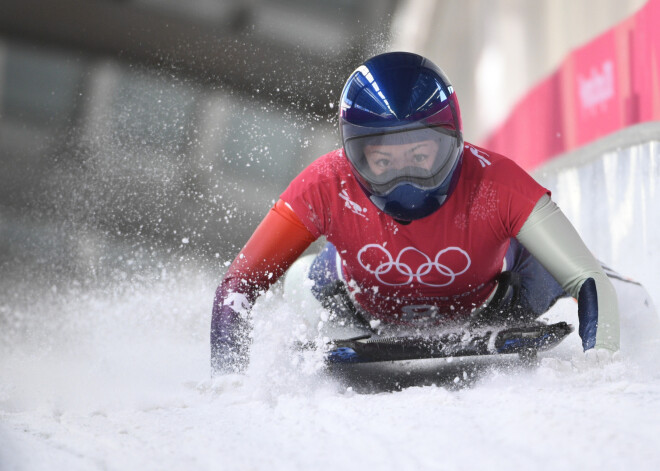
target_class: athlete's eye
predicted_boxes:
[374,158,391,168]
[412,153,430,164]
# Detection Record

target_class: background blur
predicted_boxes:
[0,0,648,289]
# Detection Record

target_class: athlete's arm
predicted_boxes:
[516,194,620,352]
[211,199,317,373]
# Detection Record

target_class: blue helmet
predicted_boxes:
[339,52,464,222]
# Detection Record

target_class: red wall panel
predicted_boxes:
[481,0,660,171]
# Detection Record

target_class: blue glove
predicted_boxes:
[577,278,598,351]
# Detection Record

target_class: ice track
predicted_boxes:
[1,269,659,471]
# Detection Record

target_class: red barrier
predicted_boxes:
[484,72,564,170]
[481,0,659,170]
[633,0,660,122]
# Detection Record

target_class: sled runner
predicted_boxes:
[298,322,574,364]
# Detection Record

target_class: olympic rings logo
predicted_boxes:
[357,244,471,287]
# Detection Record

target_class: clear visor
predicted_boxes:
[344,126,461,196]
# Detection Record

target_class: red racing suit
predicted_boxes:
[211,143,548,371]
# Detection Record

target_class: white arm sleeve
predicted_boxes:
[516,194,620,351]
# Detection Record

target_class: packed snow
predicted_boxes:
[1,257,659,471]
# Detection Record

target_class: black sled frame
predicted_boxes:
[311,322,574,364]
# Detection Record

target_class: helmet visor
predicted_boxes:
[343,126,462,196]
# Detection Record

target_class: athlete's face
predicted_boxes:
[364,140,439,176]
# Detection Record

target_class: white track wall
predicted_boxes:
[534,122,660,305]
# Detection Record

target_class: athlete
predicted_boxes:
[211,52,620,373]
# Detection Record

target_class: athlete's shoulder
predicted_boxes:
[282,148,349,202]
[463,142,510,168]
[462,142,529,179]
[461,141,547,207]
[303,148,351,179]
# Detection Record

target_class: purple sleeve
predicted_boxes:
[210,272,257,374]
[210,200,316,374]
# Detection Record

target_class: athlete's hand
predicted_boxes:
[210,303,251,375]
